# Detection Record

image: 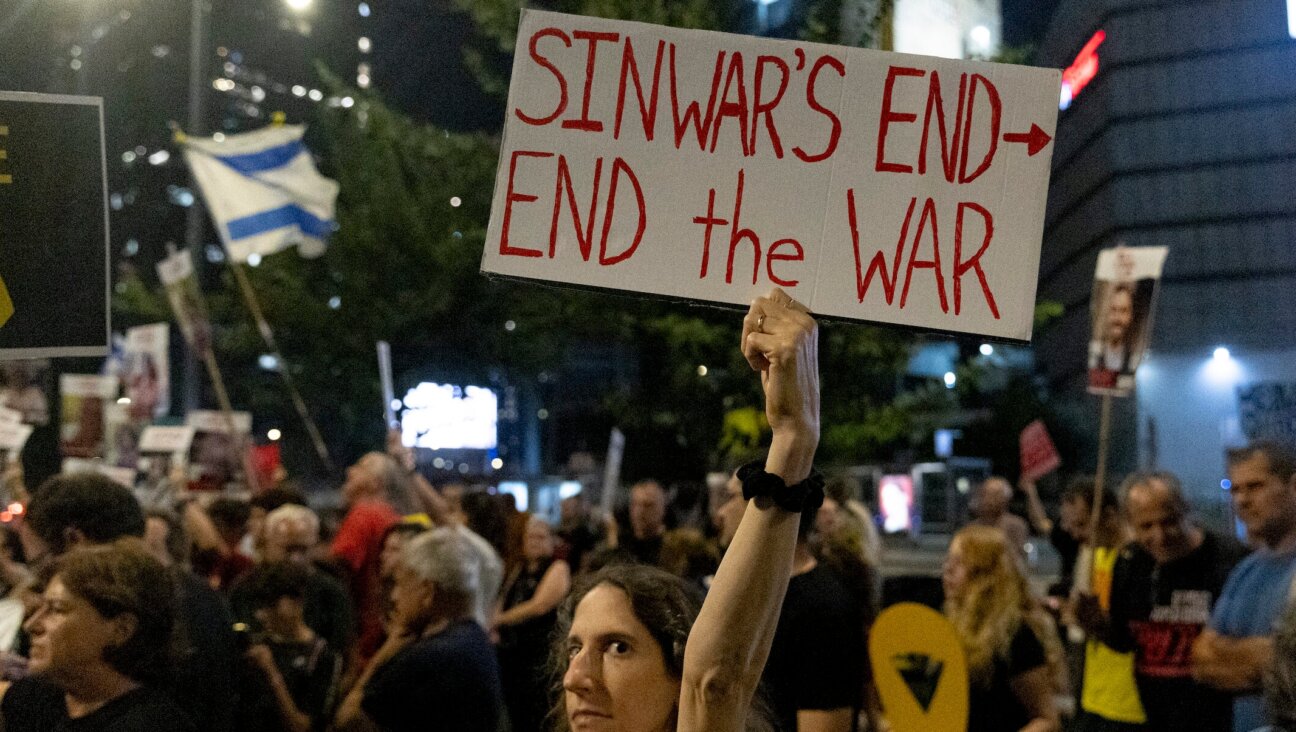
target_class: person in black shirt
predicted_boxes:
[229,504,354,655]
[1022,476,1108,598]
[943,525,1063,732]
[716,468,866,731]
[556,495,599,573]
[1,539,192,732]
[237,562,343,732]
[762,556,866,731]
[1082,472,1247,732]
[19,473,235,732]
[624,480,667,565]
[335,527,503,732]
[493,516,572,732]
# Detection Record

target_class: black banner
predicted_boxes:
[0,92,108,359]
[1238,381,1296,443]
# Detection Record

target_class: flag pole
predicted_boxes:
[199,346,261,494]
[161,244,260,493]
[227,260,335,471]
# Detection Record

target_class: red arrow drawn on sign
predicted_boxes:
[1002,124,1053,156]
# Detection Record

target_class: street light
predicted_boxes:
[285,0,313,11]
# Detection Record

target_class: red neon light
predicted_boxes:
[1061,30,1106,107]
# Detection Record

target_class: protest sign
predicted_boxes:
[123,323,170,419]
[870,603,968,732]
[157,249,213,352]
[482,11,1061,341]
[378,341,397,429]
[1019,419,1061,482]
[186,409,252,490]
[1086,246,1168,396]
[61,458,136,489]
[0,422,31,453]
[103,402,142,469]
[186,410,252,435]
[59,374,117,458]
[600,427,626,515]
[0,360,49,425]
[1237,381,1296,443]
[0,92,109,359]
[139,425,197,455]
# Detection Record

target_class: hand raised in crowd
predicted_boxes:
[741,287,819,483]
[385,428,415,473]
[741,287,820,439]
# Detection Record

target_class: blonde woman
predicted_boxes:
[943,525,1063,732]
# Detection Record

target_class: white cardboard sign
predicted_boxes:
[61,458,136,488]
[482,11,1061,341]
[185,410,252,435]
[0,406,20,426]
[138,425,196,455]
[0,422,31,452]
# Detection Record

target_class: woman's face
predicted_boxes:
[563,584,679,732]
[24,577,130,681]
[816,497,841,535]
[942,539,970,601]
[523,519,555,563]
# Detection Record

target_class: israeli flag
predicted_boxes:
[183,124,339,263]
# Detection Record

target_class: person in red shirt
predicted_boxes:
[331,451,415,662]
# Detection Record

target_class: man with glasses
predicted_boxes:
[231,504,355,654]
[1192,441,1296,732]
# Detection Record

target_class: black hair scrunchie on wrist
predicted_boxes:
[736,460,825,514]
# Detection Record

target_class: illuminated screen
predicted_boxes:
[399,383,498,450]
[878,474,916,534]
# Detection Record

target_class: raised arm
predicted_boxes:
[1020,478,1054,536]
[679,288,820,732]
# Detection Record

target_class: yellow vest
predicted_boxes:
[1081,546,1146,723]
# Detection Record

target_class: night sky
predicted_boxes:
[1001,0,1064,48]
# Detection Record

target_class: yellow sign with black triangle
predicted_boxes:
[869,603,969,732]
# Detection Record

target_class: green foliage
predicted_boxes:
[1034,300,1064,329]
[990,44,1037,67]
[800,0,890,47]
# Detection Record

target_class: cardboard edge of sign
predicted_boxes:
[480,272,1034,346]
[0,91,104,107]
[0,346,109,361]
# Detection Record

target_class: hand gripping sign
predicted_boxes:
[483,11,1061,341]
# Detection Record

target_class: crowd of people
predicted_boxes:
[0,293,1292,732]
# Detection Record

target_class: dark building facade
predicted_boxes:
[1034,0,1296,518]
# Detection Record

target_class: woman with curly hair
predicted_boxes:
[943,525,1064,732]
